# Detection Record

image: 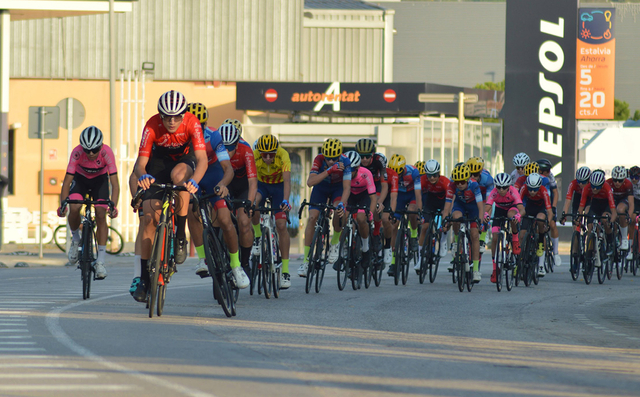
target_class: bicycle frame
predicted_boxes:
[298,200,335,294]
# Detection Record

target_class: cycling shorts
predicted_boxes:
[614,197,629,208]
[522,203,547,232]
[143,153,196,201]
[587,199,612,224]
[423,194,446,214]
[68,173,110,209]
[452,200,479,221]
[228,176,249,200]
[309,182,343,211]
[257,181,285,218]
[394,191,417,219]
[347,191,371,211]
[198,164,225,207]
[491,206,517,232]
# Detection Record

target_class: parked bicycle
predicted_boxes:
[53,223,123,255]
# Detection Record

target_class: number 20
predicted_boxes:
[579,91,605,108]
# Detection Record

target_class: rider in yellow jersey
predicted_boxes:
[251,134,293,288]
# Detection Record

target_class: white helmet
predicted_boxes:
[376,152,387,168]
[345,150,361,168]
[590,170,606,187]
[79,126,103,151]
[513,152,530,167]
[425,159,441,175]
[158,90,187,116]
[526,173,543,189]
[219,124,240,146]
[252,138,259,151]
[494,172,512,188]
[576,166,591,183]
[611,166,627,180]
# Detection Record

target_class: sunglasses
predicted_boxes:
[496,186,509,191]
[455,181,467,186]
[225,144,237,152]
[360,154,372,159]
[326,156,340,162]
[83,146,102,155]
[516,167,524,170]
[613,178,625,183]
[592,185,602,190]
[261,152,276,159]
[427,174,439,178]
[528,187,539,192]
[631,175,640,180]
[161,115,184,122]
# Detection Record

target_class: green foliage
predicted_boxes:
[633,110,640,121]
[614,98,630,121]
[473,80,505,91]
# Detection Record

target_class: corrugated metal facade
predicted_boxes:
[10,0,303,81]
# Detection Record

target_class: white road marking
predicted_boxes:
[0,385,135,391]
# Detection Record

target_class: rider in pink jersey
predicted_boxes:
[483,173,525,283]
[57,126,119,280]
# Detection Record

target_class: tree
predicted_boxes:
[633,110,640,121]
[614,98,630,121]
[474,80,505,91]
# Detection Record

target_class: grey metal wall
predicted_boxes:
[301,9,385,82]
[10,0,303,81]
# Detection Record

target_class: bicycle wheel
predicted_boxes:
[261,230,273,299]
[148,224,166,318]
[80,226,93,300]
[522,236,533,287]
[351,234,361,291]
[402,234,412,286]
[465,236,474,292]
[54,224,67,253]
[505,252,514,292]
[495,232,504,292]
[203,228,233,317]
[103,226,124,255]
[249,254,259,295]
[456,233,466,292]
[419,230,432,285]
[157,277,166,317]
[583,234,596,285]
[271,230,281,299]
[633,253,638,276]
[316,223,330,293]
[597,238,607,284]
[570,231,581,281]
[429,230,441,284]
[545,234,555,273]
[373,248,383,287]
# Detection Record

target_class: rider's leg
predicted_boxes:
[140,199,162,285]
[94,206,108,263]
[275,217,290,273]
[304,208,320,261]
[618,202,629,247]
[236,208,254,270]
[252,192,263,255]
[170,163,194,241]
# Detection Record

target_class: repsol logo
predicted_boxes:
[538,17,565,176]
[290,82,360,112]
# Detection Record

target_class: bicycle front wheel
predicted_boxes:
[429,230,441,283]
[570,231,582,281]
[148,224,166,318]
[495,233,504,292]
[583,234,596,285]
[456,233,466,292]
[204,228,233,317]
[261,230,273,299]
[80,226,93,300]
[336,227,349,291]
[351,234,362,291]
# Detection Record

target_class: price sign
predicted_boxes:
[576,8,615,119]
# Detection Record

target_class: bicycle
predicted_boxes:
[298,200,336,294]
[625,213,640,276]
[563,213,586,282]
[517,215,549,287]
[336,205,373,291]
[582,214,612,286]
[251,198,285,299]
[392,206,422,286]
[53,224,124,255]
[490,215,518,292]
[610,212,629,281]
[60,197,114,300]
[418,209,443,284]
[445,215,477,292]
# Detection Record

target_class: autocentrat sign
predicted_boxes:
[504,0,577,188]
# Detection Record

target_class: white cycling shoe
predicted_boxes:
[93,261,107,280]
[297,261,309,277]
[231,266,250,289]
[68,239,80,265]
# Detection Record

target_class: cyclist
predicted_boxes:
[510,152,530,183]
[387,154,422,277]
[519,173,553,277]
[57,126,119,280]
[442,164,484,282]
[378,152,397,268]
[606,165,634,250]
[342,151,377,269]
[355,139,390,265]
[220,123,257,277]
[536,158,561,266]
[467,156,493,254]
[627,166,640,260]
[135,91,209,298]
[128,163,144,297]
[578,170,617,263]
[560,166,592,224]
[414,159,449,273]
[251,134,292,289]
[514,162,539,190]
[298,138,352,277]
[484,172,524,283]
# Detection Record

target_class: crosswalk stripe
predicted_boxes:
[0,385,134,391]
[0,348,45,351]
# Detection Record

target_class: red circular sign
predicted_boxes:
[383,89,396,103]
[265,88,278,103]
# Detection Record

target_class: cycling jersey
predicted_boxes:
[580,182,615,209]
[254,147,291,184]
[420,175,450,200]
[471,169,494,199]
[396,165,421,193]
[229,139,257,180]
[350,167,376,196]
[565,179,583,202]
[520,185,551,209]
[66,145,117,178]
[203,127,230,165]
[446,180,483,204]
[486,186,522,210]
[138,113,206,160]
[385,167,399,193]
[310,154,352,183]
[510,168,522,184]
[632,180,640,200]
[363,154,387,191]
[514,174,551,192]
[605,177,633,203]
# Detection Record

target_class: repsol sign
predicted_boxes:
[504,0,577,192]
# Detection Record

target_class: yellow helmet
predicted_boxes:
[256,134,279,152]
[186,103,208,124]
[322,138,343,158]
[452,164,471,182]
[524,162,539,176]
[389,154,407,175]
[222,118,243,136]
[466,156,484,174]
[414,161,426,175]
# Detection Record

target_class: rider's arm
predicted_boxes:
[552,187,559,207]
[60,174,74,205]
[282,170,291,203]
[219,159,234,187]
[341,178,351,205]
[390,192,398,213]
[629,194,635,216]
[109,174,120,209]
[134,156,150,180]
[369,193,377,213]
[378,180,389,206]
[307,170,329,187]
[562,192,572,216]
[441,201,452,219]
[191,149,208,184]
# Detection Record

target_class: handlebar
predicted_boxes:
[62,198,115,212]
[298,199,337,219]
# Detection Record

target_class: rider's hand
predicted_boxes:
[559,216,566,225]
[185,179,199,194]
[138,174,154,190]
[280,199,291,212]
[57,205,67,217]
[336,202,345,216]
[109,206,119,219]
[215,184,229,198]
[327,164,341,175]
[375,203,383,214]
[484,212,490,223]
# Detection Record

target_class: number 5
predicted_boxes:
[580,69,592,85]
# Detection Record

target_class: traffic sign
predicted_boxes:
[28,106,60,139]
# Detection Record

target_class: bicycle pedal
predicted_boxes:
[158,274,164,286]
[198,272,211,279]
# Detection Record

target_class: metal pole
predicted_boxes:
[109,0,116,151]
[39,107,45,258]
[458,92,465,163]
[440,114,445,171]
[66,99,73,254]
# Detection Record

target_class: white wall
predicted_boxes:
[578,127,640,176]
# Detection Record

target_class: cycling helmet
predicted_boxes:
[79,126,103,151]
[629,166,640,178]
[611,165,627,180]
[345,151,361,169]
[425,159,441,176]
[322,138,343,158]
[376,152,388,168]
[576,166,591,183]
[537,158,552,172]
[355,138,376,155]
[389,154,407,175]
[219,124,240,146]
[222,119,243,136]
[526,173,543,189]
[513,152,530,167]
[252,139,259,151]
[466,157,484,174]
[452,164,471,182]
[590,170,606,188]
[414,161,426,175]
[256,134,279,152]
[158,90,187,116]
[186,103,208,124]
[494,172,512,188]
[524,162,539,176]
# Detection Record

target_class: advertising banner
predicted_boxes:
[576,8,615,119]
[504,0,577,195]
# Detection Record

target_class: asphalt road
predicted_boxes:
[0,253,639,397]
